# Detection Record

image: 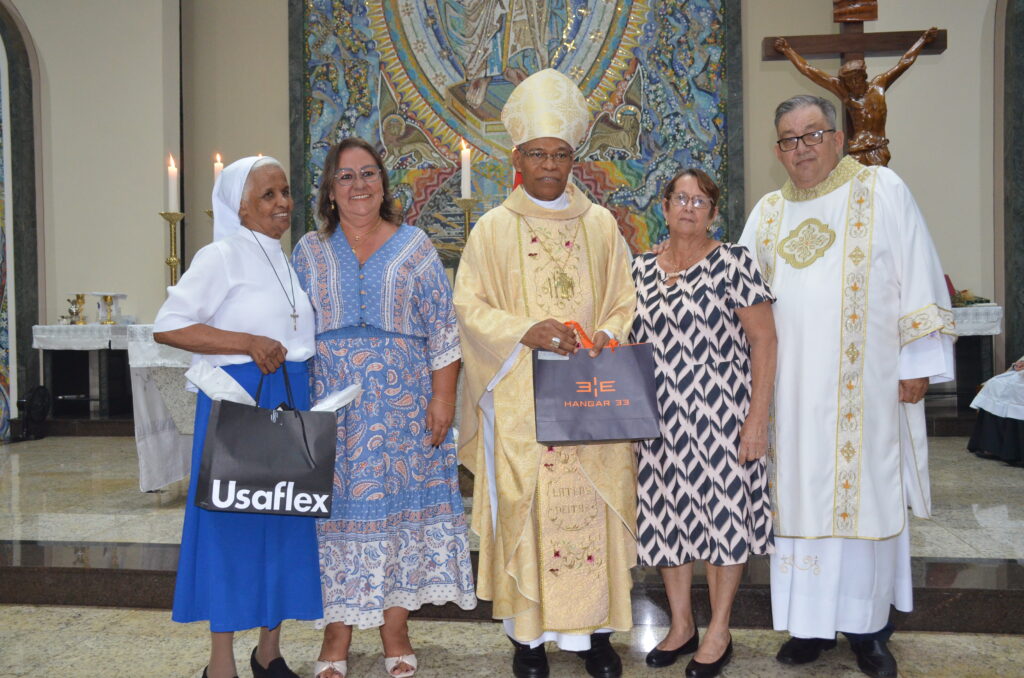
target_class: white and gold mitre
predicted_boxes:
[501,68,591,149]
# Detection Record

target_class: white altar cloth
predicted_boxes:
[953,305,1003,336]
[32,323,129,350]
[127,325,195,492]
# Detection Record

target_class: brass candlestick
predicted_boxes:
[453,198,481,243]
[204,209,213,219]
[158,211,185,285]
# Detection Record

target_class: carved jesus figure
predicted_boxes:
[774,27,938,166]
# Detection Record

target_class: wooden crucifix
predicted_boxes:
[762,0,947,167]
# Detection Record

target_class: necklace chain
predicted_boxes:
[249,229,299,331]
[344,217,383,245]
[660,241,716,276]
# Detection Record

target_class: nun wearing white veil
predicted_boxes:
[154,156,321,678]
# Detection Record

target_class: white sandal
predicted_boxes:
[383,654,417,678]
[313,659,348,678]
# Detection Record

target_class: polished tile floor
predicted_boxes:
[1,604,1022,678]
[1,435,1023,558]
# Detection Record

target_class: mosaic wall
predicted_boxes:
[299,0,741,264]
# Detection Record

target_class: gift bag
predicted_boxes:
[532,322,660,445]
[194,366,337,517]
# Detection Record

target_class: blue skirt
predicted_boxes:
[172,360,323,631]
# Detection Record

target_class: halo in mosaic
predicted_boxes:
[300,0,741,262]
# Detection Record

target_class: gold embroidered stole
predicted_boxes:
[753,194,783,526]
[755,159,881,537]
[518,214,610,632]
[754,193,784,285]
[833,164,878,536]
[537,447,609,631]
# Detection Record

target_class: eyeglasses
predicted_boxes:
[668,193,713,210]
[520,149,574,164]
[333,167,383,185]
[776,129,836,152]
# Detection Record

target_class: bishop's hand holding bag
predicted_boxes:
[532,320,660,445]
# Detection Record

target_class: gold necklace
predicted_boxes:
[520,215,583,301]
[660,240,715,274]
[344,217,383,246]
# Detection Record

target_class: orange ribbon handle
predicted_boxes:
[563,320,619,350]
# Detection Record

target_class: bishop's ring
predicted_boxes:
[551,337,561,348]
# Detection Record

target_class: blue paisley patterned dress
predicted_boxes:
[293,225,476,629]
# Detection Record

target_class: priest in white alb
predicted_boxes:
[738,95,955,678]
[453,69,636,678]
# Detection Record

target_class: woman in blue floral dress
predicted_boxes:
[293,138,475,678]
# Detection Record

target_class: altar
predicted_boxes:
[32,324,195,491]
[31,324,132,418]
[953,305,1004,410]
[126,325,194,492]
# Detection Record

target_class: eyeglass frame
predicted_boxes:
[517,148,575,165]
[775,128,837,152]
[666,192,714,210]
[333,165,383,186]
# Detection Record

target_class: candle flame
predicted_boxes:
[168,153,177,170]
[258,153,264,157]
[461,138,468,151]
[215,153,221,163]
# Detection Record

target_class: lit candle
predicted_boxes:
[460,139,471,199]
[213,153,223,182]
[167,153,179,213]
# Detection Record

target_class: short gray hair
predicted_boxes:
[774,95,838,131]
[242,156,285,202]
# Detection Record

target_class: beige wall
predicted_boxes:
[742,0,997,296]
[11,2,998,321]
[181,0,290,261]
[12,0,180,324]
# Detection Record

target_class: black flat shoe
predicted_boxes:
[645,629,700,667]
[575,633,622,678]
[250,647,300,678]
[510,637,549,678]
[201,668,238,678]
[849,638,897,678]
[684,639,732,678]
[775,635,837,665]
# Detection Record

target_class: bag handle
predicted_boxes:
[252,365,318,470]
[563,320,620,350]
[252,363,298,410]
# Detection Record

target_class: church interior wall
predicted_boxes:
[742,0,997,301]
[180,0,289,264]
[9,1,999,324]
[11,0,180,325]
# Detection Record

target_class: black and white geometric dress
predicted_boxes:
[630,244,775,567]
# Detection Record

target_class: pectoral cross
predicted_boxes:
[291,311,298,331]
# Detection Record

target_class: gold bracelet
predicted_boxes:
[431,397,456,407]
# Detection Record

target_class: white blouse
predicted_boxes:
[153,229,315,367]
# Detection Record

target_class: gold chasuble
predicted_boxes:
[454,184,637,640]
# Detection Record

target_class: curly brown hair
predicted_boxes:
[316,138,397,236]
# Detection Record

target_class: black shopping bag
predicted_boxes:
[194,366,337,517]
[532,322,660,445]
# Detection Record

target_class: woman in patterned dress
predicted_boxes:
[292,138,476,678]
[632,169,777,678]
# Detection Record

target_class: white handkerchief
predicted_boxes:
[312,383,362,412]
[184,362,256,406]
